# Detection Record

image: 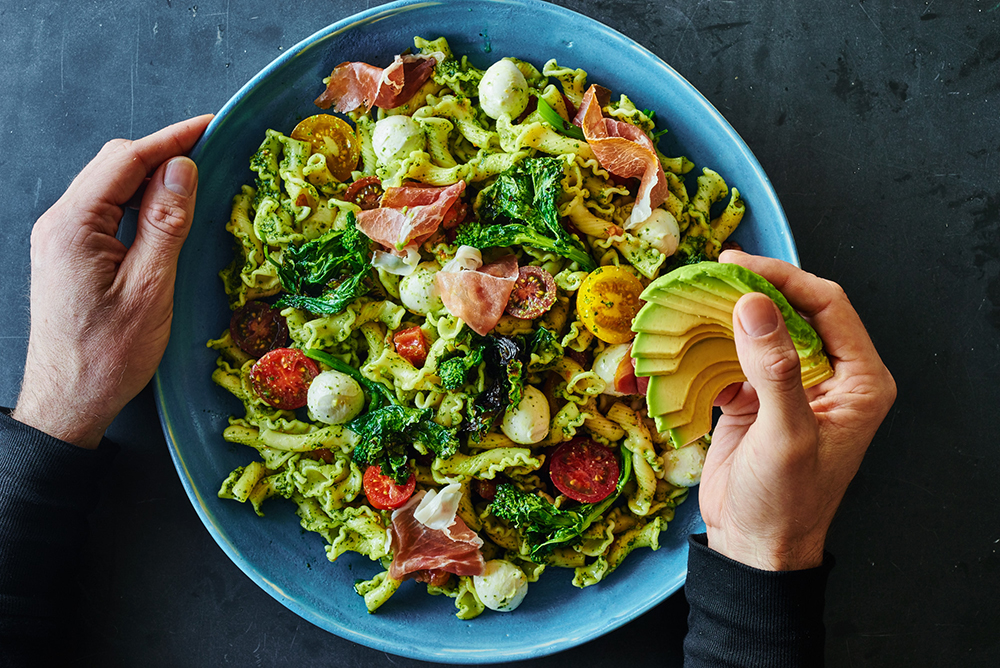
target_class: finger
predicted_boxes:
[61,114,213,212]
[731,293,815,433]
[119,156,198,288]
[719,250,881,367]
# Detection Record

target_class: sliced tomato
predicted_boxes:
[549,438,620,503]
[249,348,320,410]
[290,114,360,182]
[344,175,384,210]
[414,569,452,586]
[575,265,644,344]
[505,266,557,319]
[363,465,417,510]
[304,448,336,464]
[394,326,429,367]
[441,200,468,229]
[230,300,289,358]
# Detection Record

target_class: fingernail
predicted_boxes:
[738,295,779,338]
[164,157,197,197]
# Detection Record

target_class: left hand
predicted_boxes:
[14,115,213,448]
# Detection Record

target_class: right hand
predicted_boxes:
[14,115,213,448]
[698,250,896,571]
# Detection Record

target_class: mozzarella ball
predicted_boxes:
[592,343,633,397]
[501,385,550,445]
[478,59,529,120]
[372,115,426,165]
[661,439,709,487]
[307,370,365,425]
[635,208,681,257]
[473,559,529,612]
[398,262,445,315]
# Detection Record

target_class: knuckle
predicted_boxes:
[100,137,132,156]
[758,346,802,384]
[142,199,190,240]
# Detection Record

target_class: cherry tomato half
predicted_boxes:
[575,265,644,344]
[549,438,620,503]
[230,300,289,358]
[363,465,417,510]
[393,326,429,368]
[249,348,320,410]
[506,265,557,319]
[290,114,360,182]
[344,176,384,211]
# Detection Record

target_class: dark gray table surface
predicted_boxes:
[2,1,998,666]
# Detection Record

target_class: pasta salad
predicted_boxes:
[208,36,744,618]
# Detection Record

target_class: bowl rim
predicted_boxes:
[159,0,795,662]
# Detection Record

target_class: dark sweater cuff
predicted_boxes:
[683,533,834,667]
[0,410,118,626]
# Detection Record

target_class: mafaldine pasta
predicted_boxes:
[208,36,743,618]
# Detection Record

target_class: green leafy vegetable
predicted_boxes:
[269,212,372,315]
[437,347,485,391]
[642,108,669,140]
[489,445,632,559]
[350,405,459,483]
[457,157,596,271]
[525,326,563,372]
[536,97,585,141]
[462,335,528,440]
[303,349,458,483]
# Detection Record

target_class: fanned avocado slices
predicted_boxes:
[632,261,834,449]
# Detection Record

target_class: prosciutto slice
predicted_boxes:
[388,491,485,581]
[355,181,466,250]
[315,53,442,113]
[435,255,519,336]
[575,84,668,229]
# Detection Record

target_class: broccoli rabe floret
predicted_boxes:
[456,157,596,271]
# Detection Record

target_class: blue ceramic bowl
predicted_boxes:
[156,0,795,662]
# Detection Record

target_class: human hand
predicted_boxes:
[13,115,214,449]
[698,250,896,570]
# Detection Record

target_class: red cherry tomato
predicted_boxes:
[344,176,384,210]
[472,478,498,502]
[230,301,289,358]
[393,326,429,367]
[505,265,557,319]
[249,348,320,410]
[549,438,620,503]
[363,465,417,510]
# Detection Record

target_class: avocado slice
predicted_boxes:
[647,357,743,416]
[632,324,733,359]
[634,336,738,377]
[664,262,826,360]
[638,291,734,324]
[643,279,741,314]
[654,368,746,447]
[654,366,748,428]
[632,305,730,336]
[632,261,834,446]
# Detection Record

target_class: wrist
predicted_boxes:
[705,527,826,571]
[14,386,108,450]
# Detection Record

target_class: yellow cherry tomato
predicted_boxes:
[290,114,360,182]
[575,265,644,344]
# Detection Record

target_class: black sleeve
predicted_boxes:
[0,411,117,667]
[684,533,834,668]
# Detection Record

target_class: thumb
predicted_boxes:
[732,293,813,430]
[124,156,199,282]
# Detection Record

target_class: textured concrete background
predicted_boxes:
[1,1,998,666]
